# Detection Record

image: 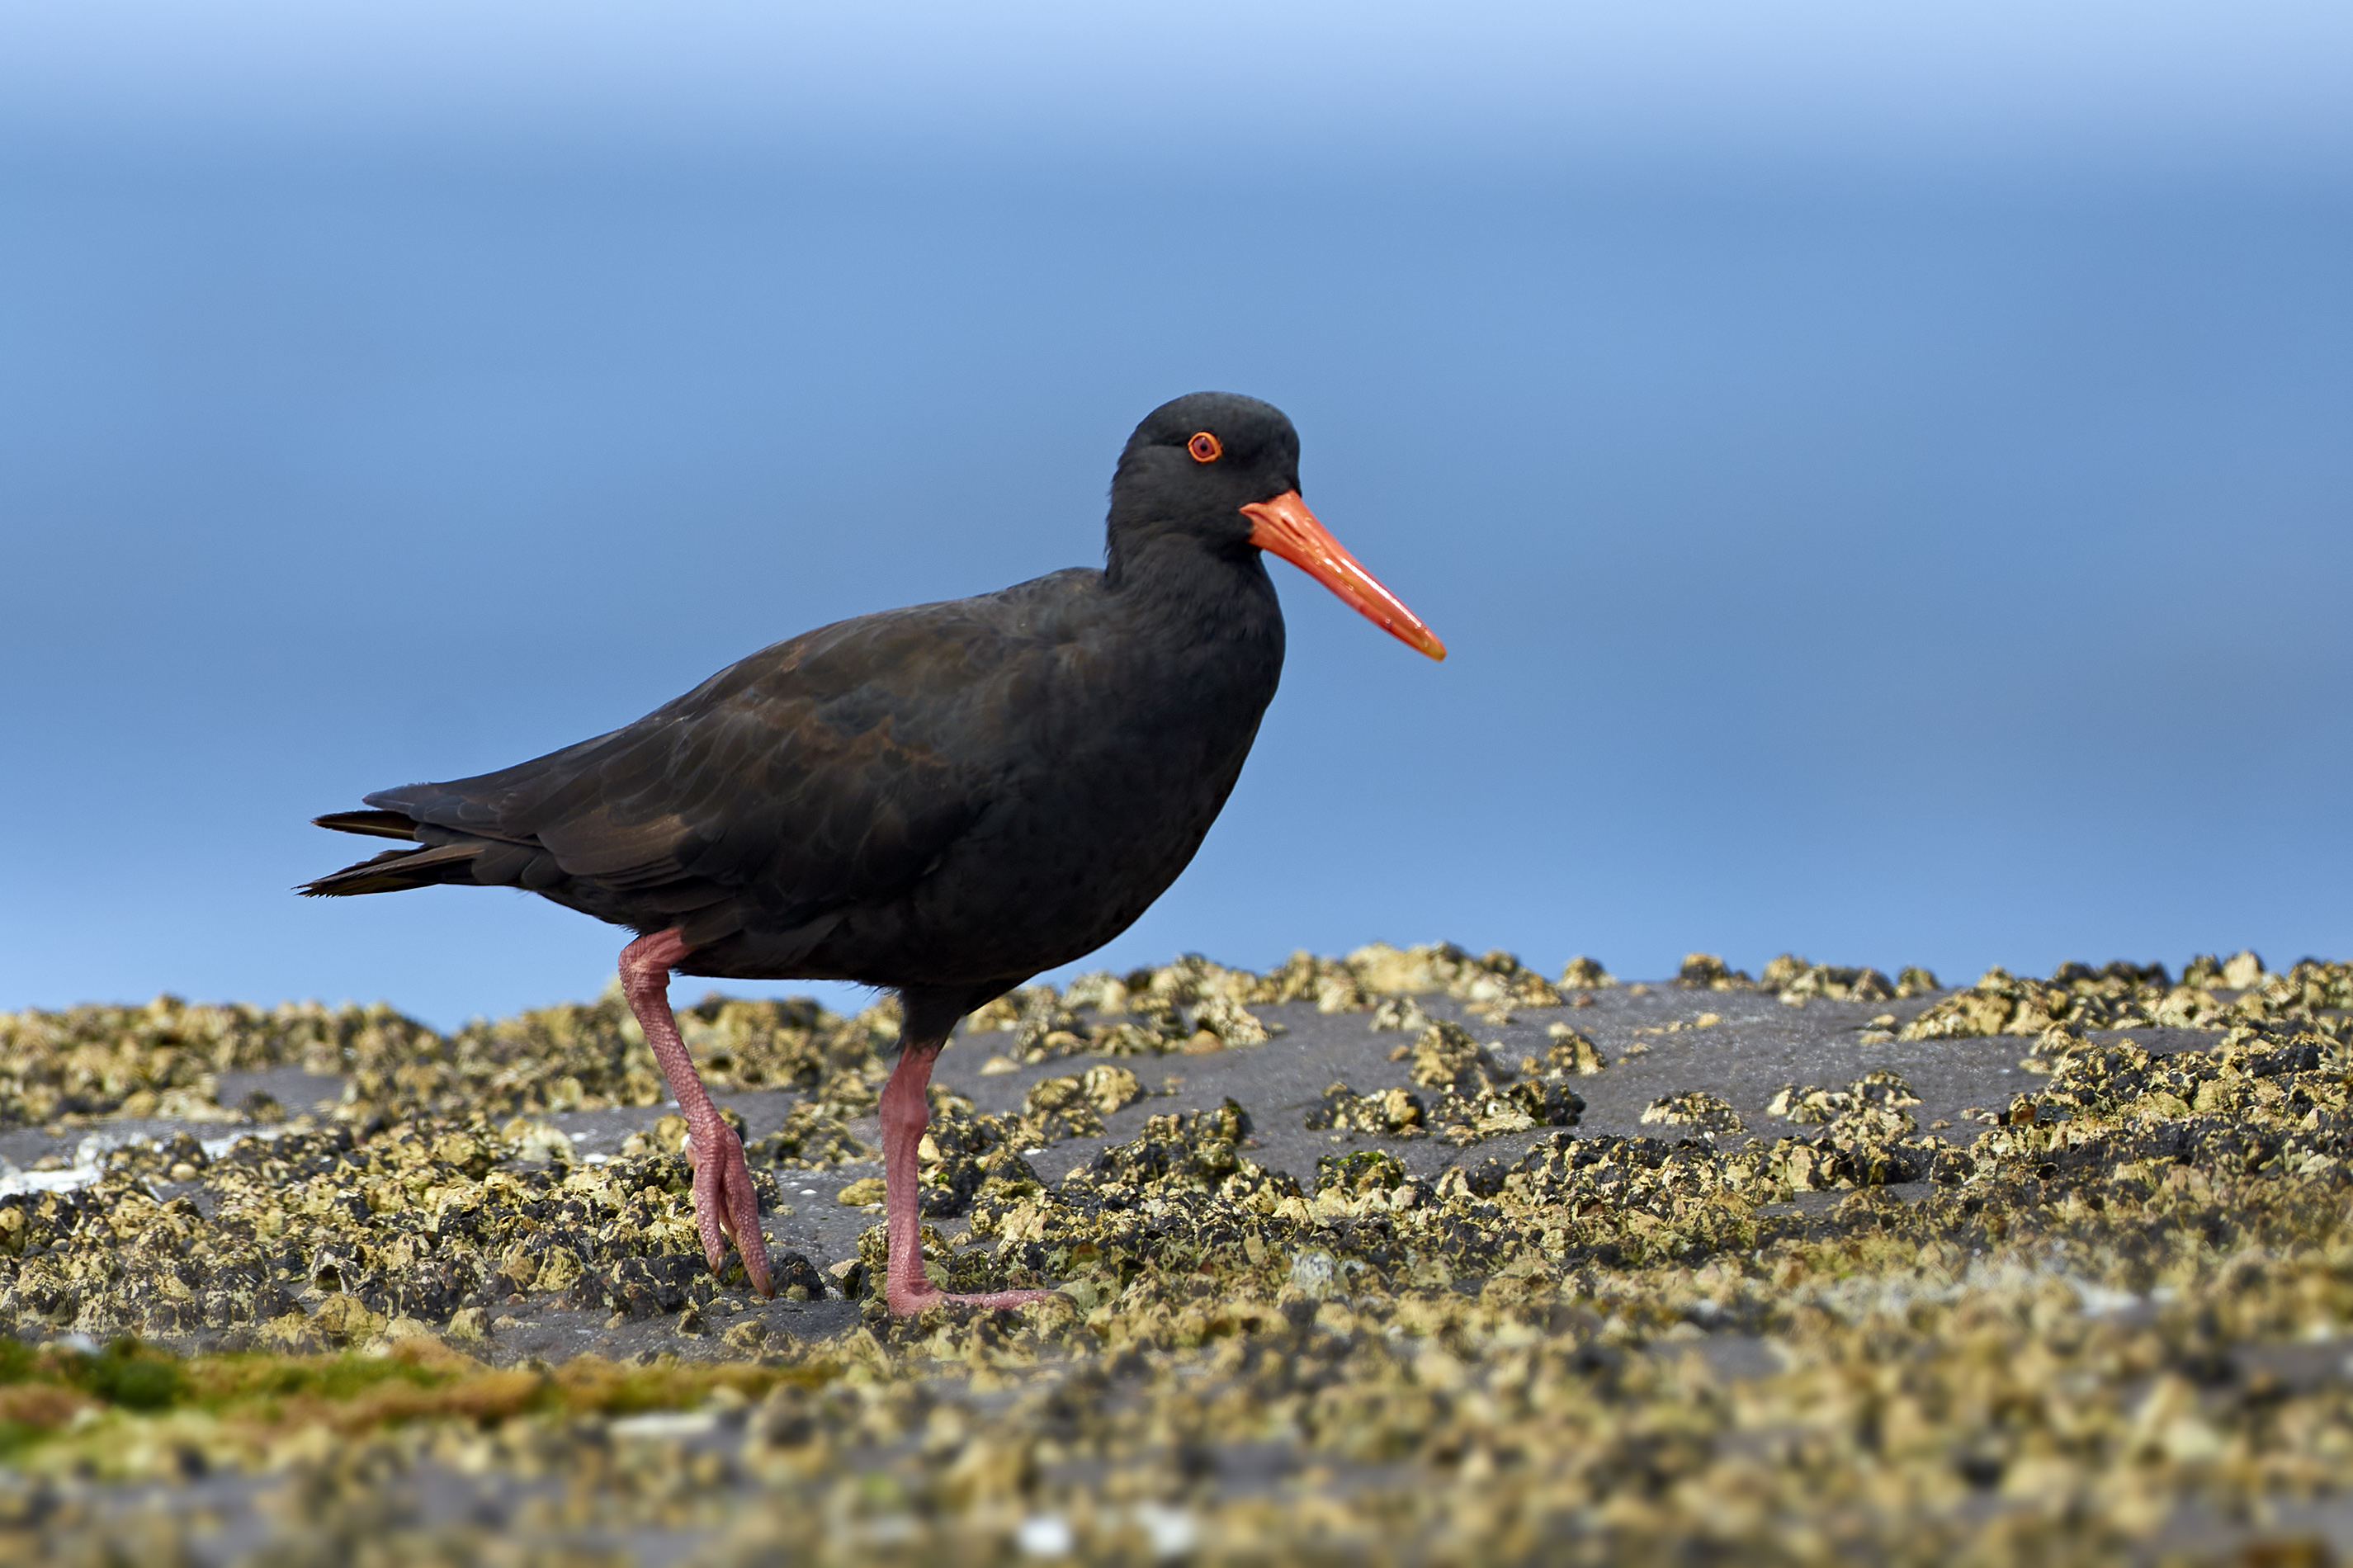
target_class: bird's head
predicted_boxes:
[1109,392,1445,660]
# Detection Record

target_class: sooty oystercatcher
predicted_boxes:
[304,392,1444,1313]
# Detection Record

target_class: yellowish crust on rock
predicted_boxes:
[7,947,2353,1563]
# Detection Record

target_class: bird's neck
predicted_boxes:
[1103,530,1285,658]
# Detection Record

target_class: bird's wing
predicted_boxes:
[366,580,1091,934]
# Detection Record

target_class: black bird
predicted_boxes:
[305,393,1444,1314]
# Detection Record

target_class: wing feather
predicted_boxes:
[355,579,1094,930]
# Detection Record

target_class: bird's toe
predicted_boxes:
[726,1164,774,1297]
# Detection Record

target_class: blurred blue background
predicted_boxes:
[2,3,2349,1027]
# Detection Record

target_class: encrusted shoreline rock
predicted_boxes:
[7,946,2353,1565]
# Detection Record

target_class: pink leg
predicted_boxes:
[879,1041,1057,1315]
[620,928,773,1298]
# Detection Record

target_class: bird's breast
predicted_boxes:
[834,627,1279,985]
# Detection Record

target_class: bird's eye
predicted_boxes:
[1188,432,1222,463]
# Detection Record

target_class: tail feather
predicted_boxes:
[314,810,424,840]
[300,841,487,897]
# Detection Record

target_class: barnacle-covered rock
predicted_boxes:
[2029,1037,2159,1120]
[964,985,1055,1034]
[1184,994,1284,1050]
[2183,949,2266,992]
[0,986,906,1130]
[1015,1074,1106,1141]
[1769,1129,1931,1190]
[1466,1130,1769,1263]
[1246,950,1369,1013]
[1366,995,1433,1032]
[1558,955,1616,989]
[1134,952,1258,1007]
[0,996,433,1126]
[1771,1070,1921,1122]
[0,1117,787,1341]
[1436,1079,1585,1145]
[375,991,898,1118]
[1766,1083,1849,1123]
[1305,1082,1427,1138]
[1894,964,1943,996]
[1313,1149,1410,1198]
[1406,1021,1491,1096]
[962,987,1097,1060]
[1888,956,2346,1041]
[1640,1091,1745,1136]
[1345,941,1464,996]
[845,1218,1032,1306]
[1756,1070,1935,1188]
[1377,1023,1587,1144]
[1535,1023,1607,1075]
[963,958,1290,1060]
[743,1101,872,1169]
[1759,954,1897,1004]
[909,1102,1049,1220]
[1342,942,1563,1007]
[1064,1099,1254,1195]
[1675,953,1752,989]
[23,949,2353,1568]
[1055,971,1131,1015]
[1855,1070,1919,1106]
[1075,1063,1144,1115]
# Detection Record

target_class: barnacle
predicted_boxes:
[1897,956,2353,1042]
[1538,1023,1608,1075]
[1759,953,1897,1004]
[1558,955,1616,990]
[1304,1082,1427,1138]
[1638,1090,1745,1136]
[1342,942,1564,1007]
[1366,995,1434,1032]
[1675,953,1751,989]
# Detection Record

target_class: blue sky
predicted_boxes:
[2,5,2349,1027]
[5,2,2351,169]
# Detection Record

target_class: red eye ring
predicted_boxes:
[1188,431,1222,463]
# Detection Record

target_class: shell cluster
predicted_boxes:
[1899,952,2353,1041]
[6,942,2353,1564]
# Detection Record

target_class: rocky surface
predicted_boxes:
[5,943,2353,1564]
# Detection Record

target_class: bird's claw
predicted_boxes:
[685,1112,774,1297]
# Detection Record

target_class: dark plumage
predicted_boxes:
[306,392,1442,1312]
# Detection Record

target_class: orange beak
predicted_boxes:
[1240,492,1447,661]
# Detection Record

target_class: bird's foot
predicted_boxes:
[682,1115,773,1297]
[884,1281,1060,1315]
